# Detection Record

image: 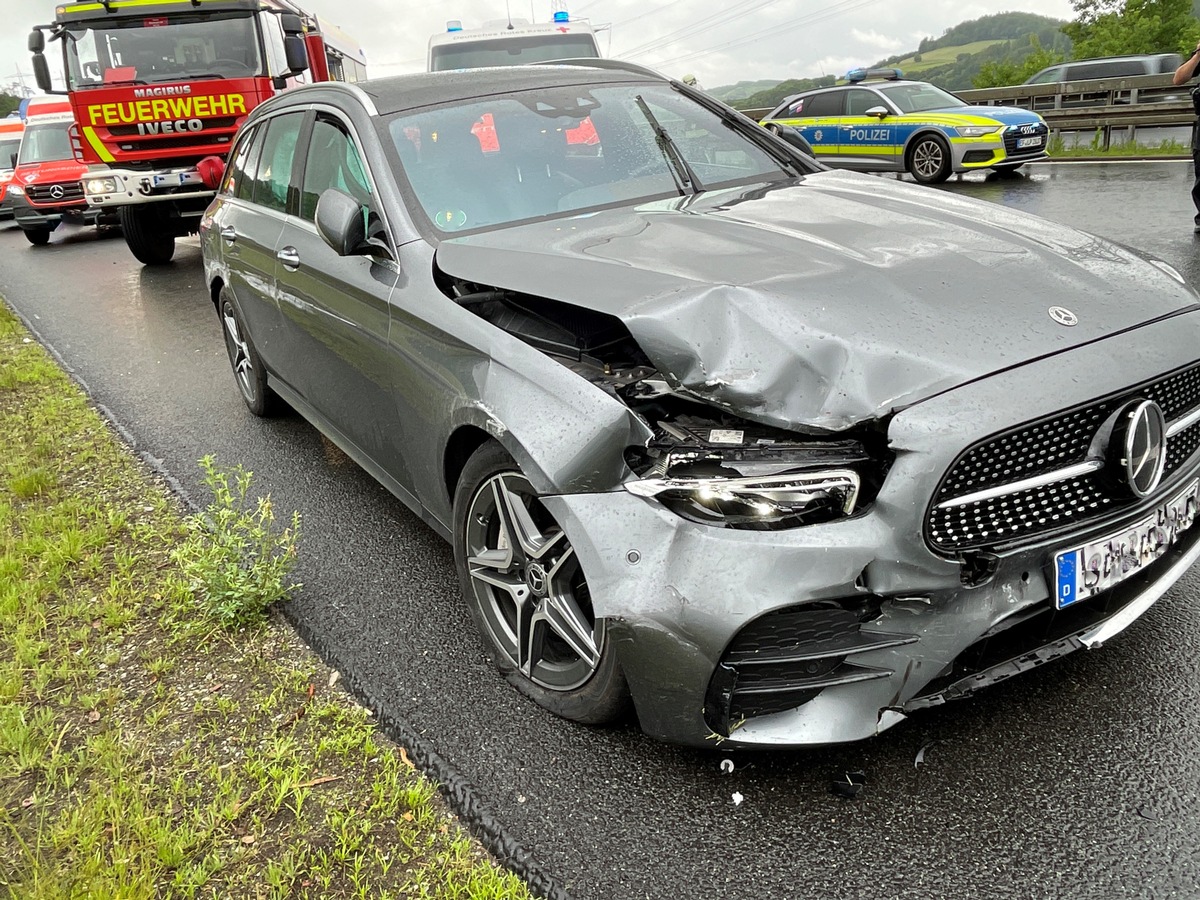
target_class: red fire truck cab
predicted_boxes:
[29,0,341,265]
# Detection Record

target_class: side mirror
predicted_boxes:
[279,13,305,36]
[32,53,53,93]
[315,189,367,257]
[283,35,309,75]
[865,106,889,119]
[28,30,45,54]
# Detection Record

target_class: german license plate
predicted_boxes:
[1017,136,1044,149]
[1054,480,1200,609]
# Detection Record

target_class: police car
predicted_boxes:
[760,69,1049,184]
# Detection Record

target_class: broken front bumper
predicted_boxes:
[544,312,1200,748]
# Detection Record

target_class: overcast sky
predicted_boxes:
[2,0,1076,94]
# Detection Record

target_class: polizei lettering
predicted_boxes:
[86,94,248,128]
[849,128,890,142]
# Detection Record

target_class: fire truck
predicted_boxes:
[29,0,361,265]
[428,9,600,71]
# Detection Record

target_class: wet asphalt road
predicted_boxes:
[4,161,1200,899]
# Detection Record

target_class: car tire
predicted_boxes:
[453,441,631,726]
[22,228,52,246]
[119,205,175,266]
[218,286,278,417]
[907,133,952,184]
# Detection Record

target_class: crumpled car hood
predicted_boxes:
[437,170,1199,432]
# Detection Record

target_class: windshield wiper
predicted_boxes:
[634,94,702,196]
[670,80,810,178]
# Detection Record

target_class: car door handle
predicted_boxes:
[219,226,237,243]
[276,246,301,270]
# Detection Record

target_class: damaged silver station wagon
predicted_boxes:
[201,60,1200,747]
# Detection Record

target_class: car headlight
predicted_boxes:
[625,470,860,529]
[956,125,1001,138]
[7,184,24,196]
[85,177,119,195]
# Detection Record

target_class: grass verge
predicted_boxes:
[0,300,532,899]
[1046,132,1192,159]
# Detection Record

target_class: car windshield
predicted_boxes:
[387,81,790,234]
[429,34,600,71]
[0,137,21,171]
[17,123,74,165]
[64,12,263,87]
[878,83,967,113]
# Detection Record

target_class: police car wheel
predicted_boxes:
[907,134,951,184]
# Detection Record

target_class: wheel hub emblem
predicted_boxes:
[49,184,65,200]
[1114,400,1167,499]
[1048,306,1078,327]
[525,563,548,597]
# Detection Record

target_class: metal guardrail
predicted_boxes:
[739,73,1197,150]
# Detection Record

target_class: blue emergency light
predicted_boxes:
[846,67,903,83]
[553,11,569,23]
[446,20,463,32]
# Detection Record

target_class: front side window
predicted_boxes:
[878,83,966,113]
[64,12,263,88]
[429,34,600,71]
[387,81,790,234]
[845,89,884,117]
[300,118,371,220]
[251,113,304,213]
[17,123,74,165]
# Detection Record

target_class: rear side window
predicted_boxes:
[251,112,305,213]
[795,92,843,118]
[222,124,260,198]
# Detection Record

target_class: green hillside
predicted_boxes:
[721,11,1069,110]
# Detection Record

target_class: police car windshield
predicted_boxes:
[878,83,967,113]
[0,138,20,171]
[18,123,74,165]
[429,34,600,71]
[387,82,791,235]
[65,12,263,88]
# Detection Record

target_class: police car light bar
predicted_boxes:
[446,19,463,32]
[845,67,903,83]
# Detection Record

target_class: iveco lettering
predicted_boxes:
[201,61,1200,747]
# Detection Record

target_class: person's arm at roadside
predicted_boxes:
[1174,43,1200,85]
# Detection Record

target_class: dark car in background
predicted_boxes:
[201,60,1200,748]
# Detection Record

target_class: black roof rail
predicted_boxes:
[539,57,667,80]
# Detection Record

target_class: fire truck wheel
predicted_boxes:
[22,228,52,246]
[119,206,176,266]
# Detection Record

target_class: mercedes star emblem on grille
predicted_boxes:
[1117,400,1167,499]
[48,185,65,200]
[1048,306,1078,326]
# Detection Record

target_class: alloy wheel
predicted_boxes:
[912,139,945,180]
[222,302,255,403]
[464,472,602,691]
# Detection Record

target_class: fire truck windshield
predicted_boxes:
[18,123,74,165]
[64,12,264,88]
[430,34,599,71]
